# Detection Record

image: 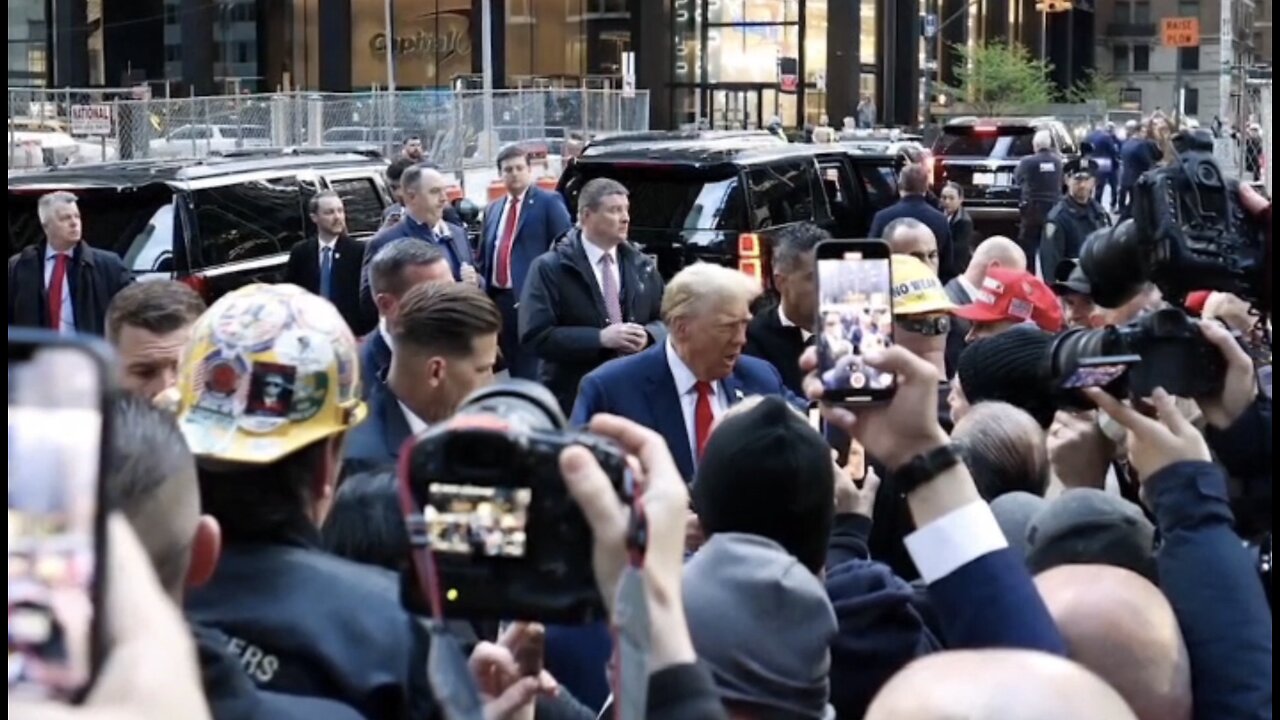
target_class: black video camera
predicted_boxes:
[399,380,630,624]
[1049,307,1226,409]
[1080,129,1270,313]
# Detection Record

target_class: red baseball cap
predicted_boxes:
[953,268,1064,332]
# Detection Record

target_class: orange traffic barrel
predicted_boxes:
[487,179,506,202]
[536,175,558,193]
[445,184,464,203]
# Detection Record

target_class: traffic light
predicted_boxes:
[1035,0,1072,11]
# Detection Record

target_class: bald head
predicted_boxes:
[969,236,1026,274]
[952,401,1050,500]
[867,650,1137,720]
[883,218,940,274]
[1036,566,1193,720]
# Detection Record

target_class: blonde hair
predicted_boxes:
[661,263,761,326]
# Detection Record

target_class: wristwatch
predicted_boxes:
[895,444,963,497]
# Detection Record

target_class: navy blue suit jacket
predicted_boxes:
[869,196,956,281]
[570,344,801,481]
[359,216,474,325]
[1120,138,1160,187]
[359,330,393,400]
[342,381,413,478]
[479,187,572,295]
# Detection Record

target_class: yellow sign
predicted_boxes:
[1161,17,1200,48]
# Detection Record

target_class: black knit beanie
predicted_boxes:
[693,396,835,575]
[957,326,1057,428]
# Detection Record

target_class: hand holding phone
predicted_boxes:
[815,240,897,404]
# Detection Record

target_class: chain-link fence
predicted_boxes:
[1259,83,1271,196]
[7,87,142,170]
[10,88,649,172]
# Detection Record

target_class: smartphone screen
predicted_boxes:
[1059,355,1142,390]
[8,339,107,702]
[816,240,896,403]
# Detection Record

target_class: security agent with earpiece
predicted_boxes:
[177,284,435,720]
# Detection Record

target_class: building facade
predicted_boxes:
[10,0,1090,130]
[1094,0,1262,119]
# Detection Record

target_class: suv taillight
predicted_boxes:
[738,233,763,284]
[180,274,211,302]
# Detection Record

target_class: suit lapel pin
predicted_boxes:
[733,388,745,402]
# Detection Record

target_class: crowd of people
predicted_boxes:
[6,129,1273,720]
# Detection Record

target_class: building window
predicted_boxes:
[1117,1,1132,21]
[1179,46,1199,71]
[1133,1,1150,23]
[1113,44,1130,72]
[1121,87,1142,107]
[1177,0,1199,19]
[1133,45,1150,72]
[1183,87,1199,116]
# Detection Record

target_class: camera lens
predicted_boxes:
[1048,327,1127,410]
[456,379,567,434]
[1079,221,1151,309]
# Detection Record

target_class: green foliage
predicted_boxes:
[949,42,1057,114]
[1066,69,1124,107]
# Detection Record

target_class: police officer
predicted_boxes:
[175,284,435,719]
[1039,171,1111,280]
[1013,129,1064,264]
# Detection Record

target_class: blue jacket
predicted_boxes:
[570,344,800,481]
[359,216,474,325]
[359,330,393,400]
[1085,130,1120,161]
[342,380,413,478]
[1120,137,1161,187]
[1149,461,1272,720]
[928,548,1067,654]
[479,187,572,296]
[868,195,956,282]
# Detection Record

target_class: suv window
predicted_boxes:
[934,127,1037,159]
[746,160,823,228]
[7,185,175,274]
[562,164,746,232]
[328,177,385,236]
[193,177,304,268]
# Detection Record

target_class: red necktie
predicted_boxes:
[48,253,69,331]
[694,381,714,459]
[494,196,521,288]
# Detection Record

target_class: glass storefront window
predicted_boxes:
[8,0,48,87]
[707,25,799,85]
[707,0,799,25]
[503,0,632,84]
[860,3,877,66]
[352,0,473,88]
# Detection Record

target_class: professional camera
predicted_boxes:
[399,380,630,623]
[1079,129,1270,313]
[1048,307,1226,409]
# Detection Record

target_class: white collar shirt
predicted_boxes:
[665,339,728,465]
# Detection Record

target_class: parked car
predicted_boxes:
[148,124,272,158]
[928,116,1081,229]
[8,130,118,170]
[557,137,902,289]
[8,151,392,303]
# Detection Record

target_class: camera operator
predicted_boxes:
[1038,171,1111,284]
[174,284,436,719]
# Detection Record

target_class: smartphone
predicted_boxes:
[8,330,112,702]
[815,240,896,404]
[1059,355,1143,390]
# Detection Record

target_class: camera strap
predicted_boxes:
[426,621,486,720]
[611,489,652,720]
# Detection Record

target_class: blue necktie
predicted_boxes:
[320,246,333,300]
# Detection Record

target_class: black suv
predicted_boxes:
[930,117,1081,227]
[8,150,393,302]
[558,137,902,286]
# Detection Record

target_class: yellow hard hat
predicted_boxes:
[891,254,955,316]
[175,284,367,464]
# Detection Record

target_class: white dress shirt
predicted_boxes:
[581,237,621,297]
[665,340,728,463]
[398,400,429,437]
[378,318,396,352]
[491,194,525,287]
[903,500,1009,584]
[44,249,75,335]
[777,304,813,342]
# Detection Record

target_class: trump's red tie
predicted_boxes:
[695,381,714,458]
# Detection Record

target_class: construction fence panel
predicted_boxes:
[11,89,650,170]
[1262,85,1272,196]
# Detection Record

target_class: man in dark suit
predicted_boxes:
[344,283,501,476]
[9,191,133,335]
[361,165,478,327]
[869,164,956,282]
[285,191,367,334]
[744,223,828,395]
[1118,123,1160,216]
[481,145,573,380]
[571,263,801,481]
[359,240,455,396]
[519,178,666,415]
[1084,122,1121,211]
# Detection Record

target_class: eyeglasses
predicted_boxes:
[896,315,952,336]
